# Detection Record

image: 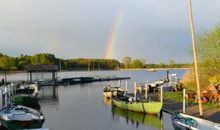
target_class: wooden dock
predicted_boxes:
[36,76,130,86]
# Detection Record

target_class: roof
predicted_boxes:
[23,65,59,72]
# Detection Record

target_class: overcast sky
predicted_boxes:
[0,0,220,63]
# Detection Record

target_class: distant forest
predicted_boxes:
[0,53,191,71]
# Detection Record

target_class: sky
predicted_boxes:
[0,0,220,63]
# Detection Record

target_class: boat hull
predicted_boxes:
[0,119,45,130]
[112,98,162,114]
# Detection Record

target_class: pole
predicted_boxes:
[160,85,162,102]
[4,87,7,107]
[134,82,136,99]
[145,79,148,99]
[4,70,7,85]
[183,89,186,113]
[60,60,62,72]
[125,80,128,94]
[187,0,203,116]
[0,89,2,109]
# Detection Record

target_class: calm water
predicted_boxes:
[0,70,186,130]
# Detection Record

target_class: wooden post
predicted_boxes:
[187,0,203,116]
[30,72,33,83]
[125,80,128,94]
[145,79,148,99]
[160,85,163,103]
[4,87,7,107]
[183,89,186,113]
[0,89,2,109]
[4,70,7,85]
[134,82,136,99]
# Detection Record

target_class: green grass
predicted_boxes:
[163,92,184,102]
[163,92,218,108]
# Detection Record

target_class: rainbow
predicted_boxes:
[105,11,123,59]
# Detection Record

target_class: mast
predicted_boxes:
[187,0,203,116]
[59,60,62,72]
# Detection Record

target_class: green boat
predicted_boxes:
[12,94,41,110]
[112,96,162,114]
[0,105,45,130]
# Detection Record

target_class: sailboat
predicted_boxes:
[171,0,220,130]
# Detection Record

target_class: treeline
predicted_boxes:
[0,53,191,71]
[121,57,191,69]
[0,53,120,71]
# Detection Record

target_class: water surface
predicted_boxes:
[1,70,186,130]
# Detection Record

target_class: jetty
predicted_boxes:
[37,76,130,86]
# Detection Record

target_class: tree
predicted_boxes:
[182,23,220,90]
[168,59,176,68]
[0,56,11,84]
[131,59,144,68]
[122,57,132,69]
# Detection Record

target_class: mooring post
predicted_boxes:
[125,80,128,95]
[134,82,137,99]
[0,89,2,109]
[160,85,163,103]
[4,86,7,107]
[183,89,186,113]
[8,85,11,104]
[145,79,148,99]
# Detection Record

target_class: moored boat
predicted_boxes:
[15,84,38,96]
[172,112,198,130]
[0,105,45,130]
[171,112,220,130]
[103,86,124,98]
[112,96,162,114]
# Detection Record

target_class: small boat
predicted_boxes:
[12,94,41,110]
[112,96,162,114]
[0,105,45,130]
[171,112,220,130]
[172,112,198,130]
[103,85,124,98]
[15,84,38,96]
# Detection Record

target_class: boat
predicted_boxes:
[171,112,220,130]
[12,94,41,110]
[62,77,94,85]
[15,84,38,96]
[172,112,198,130]
[103,85,124,98]
[0,105,45,130]
[112,95,162,114]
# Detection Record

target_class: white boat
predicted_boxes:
[172,113,220,130]
[103,85,124,98]
[0,105,45,130]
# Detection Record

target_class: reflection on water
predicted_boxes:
[102,97,112,107]
[112,107,163,129]
[103,98,163,129]
[38,86,59,100]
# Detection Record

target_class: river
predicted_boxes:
[0,70,187,130]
